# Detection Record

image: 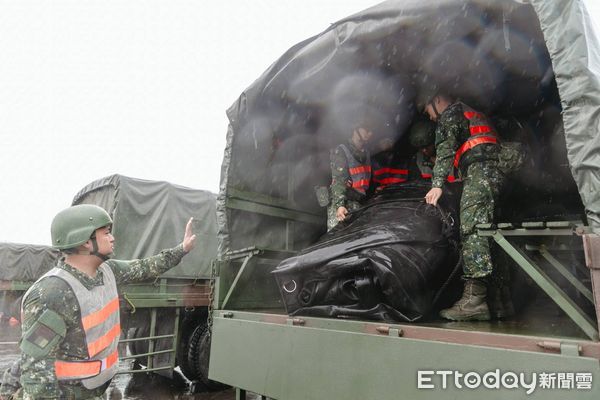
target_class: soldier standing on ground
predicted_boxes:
[328,126,374,230]
[422,92,504,321]
[0,204,196,399]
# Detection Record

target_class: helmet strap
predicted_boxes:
[72,237,110,261]
[89,237,110,261]
[429,98,441,119]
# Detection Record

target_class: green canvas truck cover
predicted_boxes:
[0,243,59,320]
[0,243,59,281]
[72,174,217,278]
[217,0,600,256]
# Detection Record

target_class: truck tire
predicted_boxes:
[177,317,200,380]
[129,325,149,368]
[187,323,227,390]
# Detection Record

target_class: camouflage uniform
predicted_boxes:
[14,245,185,400]
[409,152,435,182]
[0,362,21,400]
[371,150,410,191]
[328,140,370,230]
[432,102,504,280]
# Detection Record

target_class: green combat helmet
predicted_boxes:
[51,204,113,250]
[415,81,440,112]
[408,120,436,148]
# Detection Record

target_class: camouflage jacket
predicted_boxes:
[18,245,186,400]
[330,140,370,210]
[371,150,411,190]
[409,152,435,181]
[432,102,498,188]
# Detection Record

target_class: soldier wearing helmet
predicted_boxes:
[328,124,375,231]
[7,205,197,399]
[371,136,409,192]
[408,120,437,181]
[408,120,458,183]
[419,90,505,322]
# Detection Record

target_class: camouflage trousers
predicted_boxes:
[327,200,361,231]
[460,162,505,280]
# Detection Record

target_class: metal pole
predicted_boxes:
[170,307,180,371]
[147,308,157,370]
[493,231,599,340]
[236,388,247,400]
[583,234,600,336]
[222,253,255,309]
[537,245,594,302]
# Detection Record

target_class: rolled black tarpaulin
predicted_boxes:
[273,182,461,322]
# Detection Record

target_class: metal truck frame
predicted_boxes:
[209,208,600,399]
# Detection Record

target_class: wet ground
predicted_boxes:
[0,322,257,400]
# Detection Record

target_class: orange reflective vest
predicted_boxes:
[373,167,409,188]
[24,264,121,389]
[339,144,371,195]
[419,172,458,183]
[453,103,499,169]
[415,153,459,183]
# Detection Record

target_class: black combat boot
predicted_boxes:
[439,279,491,321]
[488,285,515,320]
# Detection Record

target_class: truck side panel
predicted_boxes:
[210,313,600,399]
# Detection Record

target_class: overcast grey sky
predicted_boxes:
[0,0,381,245]
[1,1,599,246]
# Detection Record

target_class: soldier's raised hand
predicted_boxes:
[182,217,197,253]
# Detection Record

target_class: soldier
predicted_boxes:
[328,125,374,230]
[422,92,504,321]
[371,137,409,192]
[407,120,458,183]
[1,204,196,399]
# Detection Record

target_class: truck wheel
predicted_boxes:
[129,325,149,366]
[187,323,227,390]
[177,318,200,380]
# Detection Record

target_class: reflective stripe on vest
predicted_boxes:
[24,264,121,389]
[453,136,498,168]
[420,173,458,182]
[453,103,499,168]
[54,348,119,380]
[339,144,371,195]
[415,153,457,183]
[373,167,408,187]
[81,297,119,331]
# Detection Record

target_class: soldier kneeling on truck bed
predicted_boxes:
[0,204,197,400]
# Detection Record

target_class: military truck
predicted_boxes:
[0,174,216,384]
[0,243,59,323]
[208,0,600,399]
[69,174,219,382]
[0,175,220,386]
